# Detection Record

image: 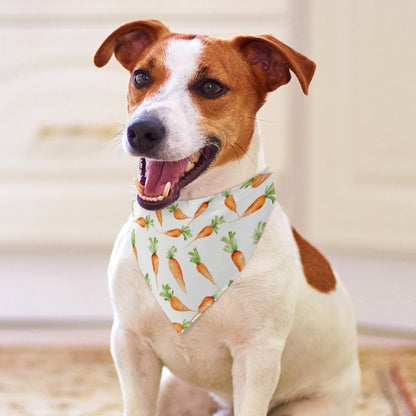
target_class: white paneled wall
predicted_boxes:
[305,1,416,256]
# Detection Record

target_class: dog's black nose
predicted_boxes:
[127,118,165,153]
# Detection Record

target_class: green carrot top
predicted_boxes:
[211,215,226,233]
[221,231,238,253]
[188,247,201,265]
[148,237,158,254]
[144,273,152,290]
[166,246,178,259]
[144,215,154,230]
[160,284,174,301]
[265,184,276,203]
[240,177,254,189]
[167,204,178,213]
[253,221,266,244]
[181,319,192,330]
[180,226,193,240]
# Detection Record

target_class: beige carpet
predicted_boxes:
[0,346,415,415]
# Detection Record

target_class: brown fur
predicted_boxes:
[292,228,337,293]
[126,38,171,114]
[192,37,265,169]
[231,35,316,95]
[94,20,170,70]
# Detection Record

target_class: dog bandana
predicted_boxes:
[131,168,275,334]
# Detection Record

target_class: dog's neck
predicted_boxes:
[180,123,266,200]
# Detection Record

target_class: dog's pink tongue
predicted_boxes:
[144,159,188,197]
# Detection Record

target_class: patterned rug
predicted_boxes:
[0,346,415,415]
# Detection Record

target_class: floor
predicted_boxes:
[0,327,415,416]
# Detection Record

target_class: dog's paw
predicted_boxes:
[157,374,222,416]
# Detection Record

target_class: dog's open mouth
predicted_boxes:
[134,142,220,210]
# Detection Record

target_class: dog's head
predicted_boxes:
[94,20,315,210]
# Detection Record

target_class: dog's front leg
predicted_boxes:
[231,341,284,416]
[111,326,162,416]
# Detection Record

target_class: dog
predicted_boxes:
[94,20,360,416]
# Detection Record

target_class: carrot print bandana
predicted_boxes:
[131,168,275,334]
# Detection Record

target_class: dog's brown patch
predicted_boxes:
[192,37,266,168]
[126,36,173,113]
[292,228,336,293]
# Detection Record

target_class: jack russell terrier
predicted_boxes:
[94,20,360,416]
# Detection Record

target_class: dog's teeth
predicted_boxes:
[137,183,170,202]
[136,180,170,202]
[185,160,195,172]
[134,177,144,192]
[143,195,156,201]
[163,182,171,197]
[190,152,200,163]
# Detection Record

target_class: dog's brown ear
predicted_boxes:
[231,35,316,94]
[94,20,170,71]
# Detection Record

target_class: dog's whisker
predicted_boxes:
[227,141,243,174]
[228,143,240,168]
[110,127,125,143]
[107,126,126,155]
[244,115,277,124]
[229,139,257,167]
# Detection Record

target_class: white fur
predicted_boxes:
[109,38,360,416]
[122,38,205,160]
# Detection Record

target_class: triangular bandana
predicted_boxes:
[131,168,276,334]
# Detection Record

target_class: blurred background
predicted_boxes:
[1,0,415,343]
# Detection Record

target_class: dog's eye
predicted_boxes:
[133,69,152,89]
[196,78,228,99]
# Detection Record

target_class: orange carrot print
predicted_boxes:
[172,322,182,333]
[135,217,146,227]
[148,237,159,289]
[188,248,219,288]
[160,284,193,312]
[241,184,276,218]
[188,198,212,225]
[240,172,272,189]
[221,231,246,272]
[172,320,192,333]
[162,226,193,240]
[131,229,138,261]
[191,295,217,320]
[251,172,272,188]
[168,204,190,220]
[167,246,186,294]
[222,191,239,216]
[135,215,154,230]
[186,215,225,247]
[156,210,163,228]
